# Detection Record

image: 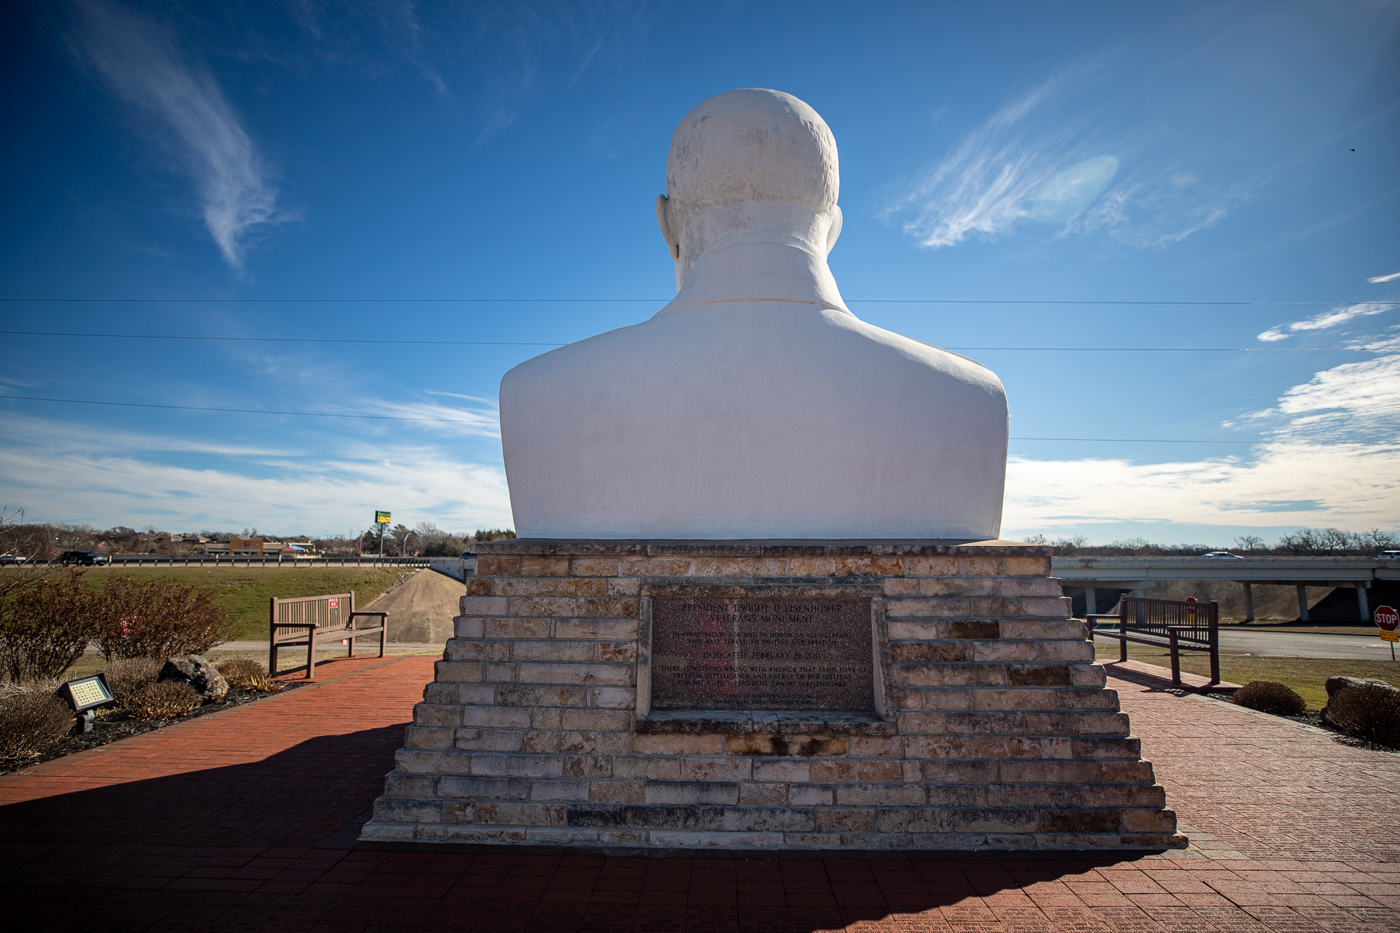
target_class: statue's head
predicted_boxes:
[657,89,843,290]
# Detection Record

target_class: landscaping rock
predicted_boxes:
[158,655,229,702]
[1322,676,1398,726]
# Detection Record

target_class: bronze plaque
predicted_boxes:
[649,597,874,711]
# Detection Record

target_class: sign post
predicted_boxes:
[375,511,391,558]
[1375,604,1398,661]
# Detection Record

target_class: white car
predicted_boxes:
[1201,551,1245,559]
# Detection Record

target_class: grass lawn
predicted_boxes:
[1094,642,1399,709]
[9,566,416,641]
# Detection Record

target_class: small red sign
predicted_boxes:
[1376,605,1399,633]
[328,598,339,609]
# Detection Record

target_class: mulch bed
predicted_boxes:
[1199,690,1400,753]
[0,681,310,776]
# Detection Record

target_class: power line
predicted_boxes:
[0,394,496,425]
[0,331,566,347]
[1,297,1393,306]
[0,330,1374,352]
[0,393,1264,443]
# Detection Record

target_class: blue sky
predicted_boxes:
[1,0,1397,544]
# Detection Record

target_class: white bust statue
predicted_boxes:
[499,88,1008,540]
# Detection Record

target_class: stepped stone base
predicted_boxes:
[362,541,1186,850]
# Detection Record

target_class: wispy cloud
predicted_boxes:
[67,0,287,269]
[884,69,1253,251]
[360,395,501,439]
[1257,302,1395,341]
[1003,438,1399,533]
[1370,272,1400,284]
[1005,342,1400,534]
[0,412,512,533]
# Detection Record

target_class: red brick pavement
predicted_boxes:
[2,655,1397,932]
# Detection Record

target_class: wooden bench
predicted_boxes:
[1088,596,1220,688]
[269,592,388,678]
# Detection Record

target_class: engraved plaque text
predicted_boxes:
[649,597,874,711]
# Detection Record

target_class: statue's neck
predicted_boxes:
[658,201,849,314]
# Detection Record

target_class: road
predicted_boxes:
[1215,628,1398,659]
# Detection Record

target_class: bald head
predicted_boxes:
[666,88,838,212]
[656,89,843,289]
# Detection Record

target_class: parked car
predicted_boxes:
[1380,550,1400,561]
[0,553,27,565]
[59,550,109,566]
[1201,551,1244,559]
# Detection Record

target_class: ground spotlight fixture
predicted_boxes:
[57,673,115,732]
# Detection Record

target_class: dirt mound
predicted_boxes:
[364,569,465,644]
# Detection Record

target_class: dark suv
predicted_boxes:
[59,550,109,566]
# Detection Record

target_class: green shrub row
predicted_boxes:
[0,570,233,681]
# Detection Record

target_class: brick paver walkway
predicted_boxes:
[2,655,1397,931]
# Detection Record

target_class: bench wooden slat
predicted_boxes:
[270,592,389,678]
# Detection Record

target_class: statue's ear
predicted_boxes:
[825,205,843,256]
[656,194,680,258]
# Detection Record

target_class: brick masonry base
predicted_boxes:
[361,541,1186,851]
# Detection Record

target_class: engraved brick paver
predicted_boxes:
[2,658,1397,930]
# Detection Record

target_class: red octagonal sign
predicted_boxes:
[1376,605,1400,633]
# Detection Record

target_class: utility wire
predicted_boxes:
[0,393,1263,443]
[0,330,1373,352]
[1,297,1393,306]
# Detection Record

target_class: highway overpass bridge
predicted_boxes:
[1051,555,1400,622]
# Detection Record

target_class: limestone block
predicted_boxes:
[484,618,550,639]
[680,757,752,782]
[520,556,570,577]
[439,775,531,799]
[562,755,613,778]
[645,781,740,805]
[475,802,568,826]
[459,595,508,616]
[435,662,484,683]
[455,730,525,752]
[723,735,847,757]
[751,759,810,783]
[611,756,681,781]
[374,798,443,823]
[631,733,724,756]
[530,780,591,802]
[589,781,646,804]
[470,753,565,778]
[553,619,639,640]
[414,704,463,728]
[497,685,590,708]
[592,687,635,709]
[809,760,901,783]
[834,783,927,807]
[738,783,788,806]
[571,557,620,577]
[404,727,454,750]
[454,618,484,639]
[516,663,632,686]
[475,557,519,576]
[788,784,834,806]
[512,640,594,663]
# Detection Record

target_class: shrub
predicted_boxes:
[94,576,234,661]
[216,658,281,693]
[1234,681,1307,716]
[0,569,99,681]
[1325,685,1400,748]
[101,658,161,707]
[0,681,74,759]
[126,681,201,721]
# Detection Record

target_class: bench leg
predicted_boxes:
[379,628,386,658]
[269,640,277,678]
[348,632,355,658]
[1169,632,1181,688]
[307,637,316,680]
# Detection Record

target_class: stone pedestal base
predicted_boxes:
[361,541,1185,850]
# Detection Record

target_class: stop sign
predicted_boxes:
[1376,605,1400,632]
